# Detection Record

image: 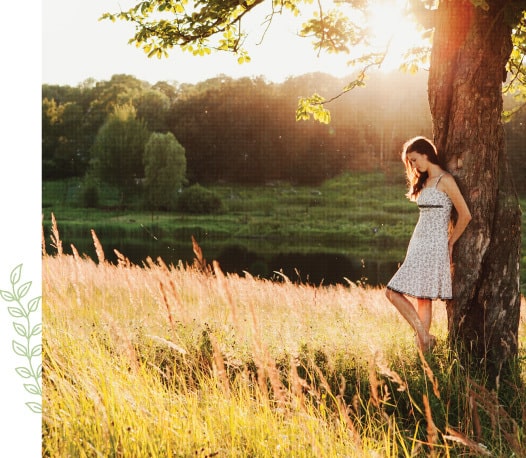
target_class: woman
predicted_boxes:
[385,136,472,351]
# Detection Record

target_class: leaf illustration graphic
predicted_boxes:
[13,322,28,337]
[4,263,42,413]
[15,367,33,378]
[26,402,42,414]
[31,323,43,336]
[28,296,41,313]
[24,384,40,395]
[7,306,26,318]
[17,281,32,299]
[31,345,43,357]
[10,264,22,285]
[0,290,15,302]
[12,340,28,357]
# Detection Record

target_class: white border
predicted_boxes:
[0,1,42,455]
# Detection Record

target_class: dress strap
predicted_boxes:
[434,173,445,187]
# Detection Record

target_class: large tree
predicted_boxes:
[103,0,526,380]
[427,1,524,380]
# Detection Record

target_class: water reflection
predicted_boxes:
[216,246,397,286]
[50,234,399,287]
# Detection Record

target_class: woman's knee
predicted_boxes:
[385,288,397,301]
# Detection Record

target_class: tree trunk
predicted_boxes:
[428,0,522,382]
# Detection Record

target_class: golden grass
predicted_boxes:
[43,225,526,457]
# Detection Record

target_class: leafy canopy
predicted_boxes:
[90,103,151,195]
[102,0,526,122]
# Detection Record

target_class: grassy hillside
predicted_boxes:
[43,232,525,456]
[42,173,415,252]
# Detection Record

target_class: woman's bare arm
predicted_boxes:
[439,174,472,258]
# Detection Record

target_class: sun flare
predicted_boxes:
[365,0,426,71]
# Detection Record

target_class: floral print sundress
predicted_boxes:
[387,174,453,300]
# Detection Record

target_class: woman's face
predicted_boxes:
[406,151,428,173]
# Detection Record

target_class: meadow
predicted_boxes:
[42,172,417,260]
[43,223,526,457]
[42,172,526,287]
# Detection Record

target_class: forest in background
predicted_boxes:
[42,70,526,192]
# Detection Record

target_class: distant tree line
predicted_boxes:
[43,71,526,193]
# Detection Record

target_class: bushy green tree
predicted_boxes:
[42,95,89,178]
[177,183,223,214]
[143,132,187,210]
[90,103,151,200]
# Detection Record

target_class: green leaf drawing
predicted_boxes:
[17,282,32,299]
[1,264,42,413]
[8,306,25,318]
[31,323,43,336]
[12,341,28,357]
[28,297,41,313]
[24,384,40,395]
[0,290,15,302]
[13,322,28,337]
[15,367,33,378]
[10,264,22,285]
[26,402,42,414]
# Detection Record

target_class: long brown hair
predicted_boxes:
[401,136,443,201]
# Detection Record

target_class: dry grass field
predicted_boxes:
[43,226,526,457]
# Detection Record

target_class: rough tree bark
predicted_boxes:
[428,0,522,382]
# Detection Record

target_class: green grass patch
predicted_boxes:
[42,174,526,286]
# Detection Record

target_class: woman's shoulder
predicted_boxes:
[439,172,457,186]
[437,172,461,195]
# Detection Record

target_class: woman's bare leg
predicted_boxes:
[385,289,432,350]
[417,298,432,333]
[417,298,436,350]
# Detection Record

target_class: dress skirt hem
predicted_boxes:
[386,285,452,301]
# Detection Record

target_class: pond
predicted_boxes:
[47,231,402,287]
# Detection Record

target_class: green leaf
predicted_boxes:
[99,13,116,22]
[27,296,41,313]
[24,384,41,395]
[7,306,26,318]
[17,281,32,299]
[12,341,28,357]
[313,106,331,124]
[31,345,43,357]
[26,402,42,414]
[31,323,43,336]
[10,264,22,285]
[13,323,28,338]
[15,367,33,378]
[0,290,15,302]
